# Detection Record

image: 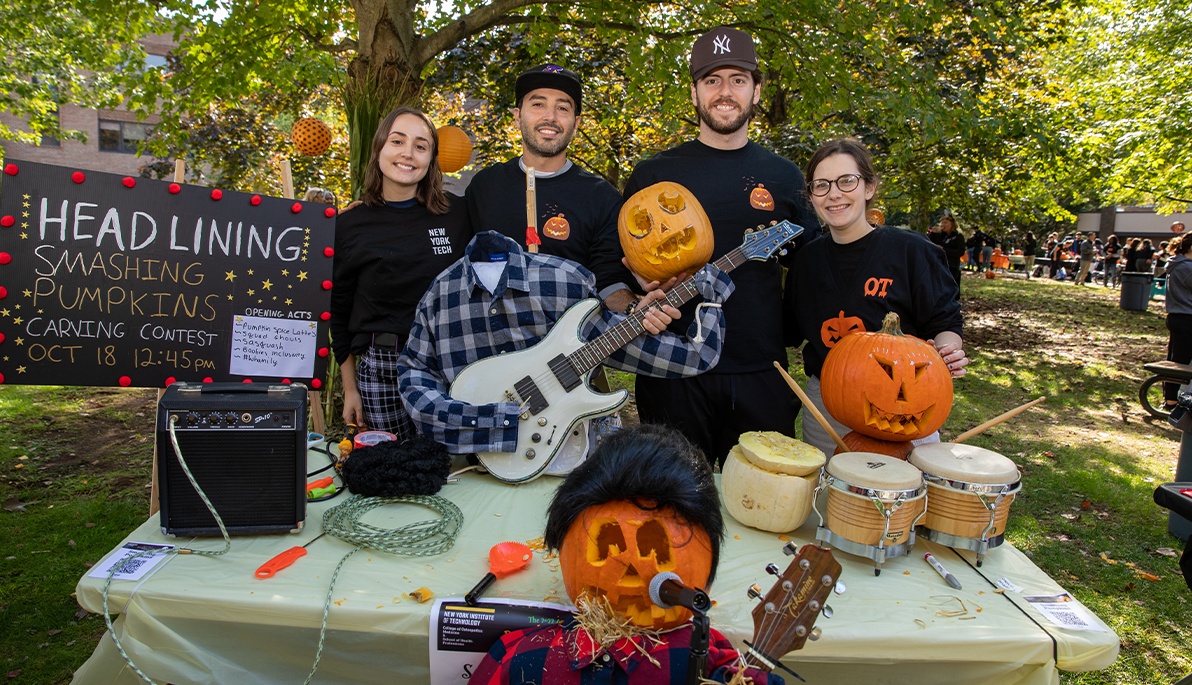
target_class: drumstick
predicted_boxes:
[525,166,539,254]
[953,397,1046,443]
[772,361,848,453]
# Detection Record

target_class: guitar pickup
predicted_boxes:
[514,376,549,415]
[548,353,582,392]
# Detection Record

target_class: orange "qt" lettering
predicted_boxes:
[863,278,893,298]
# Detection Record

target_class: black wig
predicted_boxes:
[543,424,725,586]
[339,434,450,497]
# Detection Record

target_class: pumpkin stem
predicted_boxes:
[879,312,905,337]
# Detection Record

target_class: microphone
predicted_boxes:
[648,572,711,613]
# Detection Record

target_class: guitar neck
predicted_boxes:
[567,247,748,376]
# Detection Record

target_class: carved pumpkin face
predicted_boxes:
[820,310,865,347]
[749,185,774,210]
[618,181,714,283]
[820,312,953,442]
[559,499,713,630]
[543,215,570,240]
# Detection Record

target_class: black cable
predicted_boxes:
[306,437,345,502]
[948,547,1058,665]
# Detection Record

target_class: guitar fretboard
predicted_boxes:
[566,248,746,376]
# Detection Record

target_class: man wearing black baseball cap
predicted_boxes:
[622,27,820,468]
[465,64,636,312]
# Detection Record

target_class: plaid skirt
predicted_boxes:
[355,346,417,440]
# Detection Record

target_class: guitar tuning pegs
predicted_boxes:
[834,579,846,595]
[782,542,799,556]
[822,604,834,618]
[808,627,822,642]
[766,563,781,576]
[747,584,763,600]
[744,228,754,234]
[779,249,788,256]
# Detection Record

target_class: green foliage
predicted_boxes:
[1049,0,1192,213]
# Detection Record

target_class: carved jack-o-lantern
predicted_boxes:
[820,312,953,442]
[618,182,714,283]
[820,310,865,348]
[543,214,570,240]
[559,499,714,630]
[750,184,775,210]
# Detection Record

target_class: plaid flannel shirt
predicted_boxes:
[470,620,785,685]
[397,231,733,454]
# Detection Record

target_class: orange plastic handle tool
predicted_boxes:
[306,477,333,493]
[256,547,308,578]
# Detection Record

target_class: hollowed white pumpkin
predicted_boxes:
[722,446,820,533]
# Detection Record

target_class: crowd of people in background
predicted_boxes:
[926,218,1188,289]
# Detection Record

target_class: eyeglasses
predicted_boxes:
[808,174,862,197]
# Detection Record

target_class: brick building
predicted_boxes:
[0,35,173,177]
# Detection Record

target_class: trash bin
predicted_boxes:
[1120,272,1152,311]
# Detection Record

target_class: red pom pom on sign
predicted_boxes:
[72,171,86,183]
[168,183,181,194]
[122,177,136,188]
[0,286,7,299]
[0,216,13,227]
[311,378,323,389]
[318,348,329,357]
[291,203,303,213]
[118,376,132,387]
[322,280,332,290]
[243,378,253,383]
[4,164,17,176]
[323,247,334,257]
[203,377,213,383]
[0,252,11,265]
[251,195,262,206]
[320,311,331,321]
[0,333,5,343]
[165,377,176,386]
[211,189,223,200]
[324,208,335,218]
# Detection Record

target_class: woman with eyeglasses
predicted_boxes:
[784,138,967,457]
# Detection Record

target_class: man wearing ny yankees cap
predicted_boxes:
[623,26,820,467]
[465,64,637,313]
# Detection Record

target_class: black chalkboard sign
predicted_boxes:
[0,160,334,389]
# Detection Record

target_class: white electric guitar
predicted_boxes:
[450,221,805,483]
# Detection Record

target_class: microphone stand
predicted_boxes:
[686,604,711,685]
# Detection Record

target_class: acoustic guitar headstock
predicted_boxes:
[742,542,843,674]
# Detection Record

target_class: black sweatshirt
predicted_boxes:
[464,158,633,296]
[330,197,472,361]
[785,226,963,379]
[623,140,820,374]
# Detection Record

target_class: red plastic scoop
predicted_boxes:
[465,542,533,605]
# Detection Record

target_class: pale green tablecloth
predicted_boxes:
[72,471,1118,685]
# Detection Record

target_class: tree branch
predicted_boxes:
[294,27,358,54]
[1120,184,1192,205]
[414,0,593,68]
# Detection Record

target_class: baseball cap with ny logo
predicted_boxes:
[689,26,759,81]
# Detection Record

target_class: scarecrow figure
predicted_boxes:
[472,424,783,684]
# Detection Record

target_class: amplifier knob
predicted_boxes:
[186,413,198,426]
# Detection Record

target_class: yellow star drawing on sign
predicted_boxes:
[258,299,262,303]
[21,211,28,217]
[281,269,289,276]
[21,290,30,297]
[22,201,29,208]
[37,309,42,314]
[2,356,7,362]
[0,309,8,317]
[15,337,24,345]
[227,295,234,300]
[21,222,28,229]
[22,194,29,199]
[17,366,26,374]
[303,241,309,247]
[301,256,307,262]
[12,317,22,325]
[225,270,237,282]
[285,298,292,305]
[247,269,254,276]
[309,323,317,329]
[261,279,273,291]
[287,284,292,289]
[19,232,27,239]
[247,289,255,296]
[236,316,243,323]
[296,271,308,281]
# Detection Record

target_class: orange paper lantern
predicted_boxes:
[866,208,885,225]
[437,125,472,173]
[291,118,332,156]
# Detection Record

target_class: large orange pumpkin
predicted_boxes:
[436,125,473,173]
[832,431,914,460]
[559,499,714,630]
[292,118,332,156]
[618,182,714,283]
[820,311,953,442]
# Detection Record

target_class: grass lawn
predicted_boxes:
[1,270,1189,683]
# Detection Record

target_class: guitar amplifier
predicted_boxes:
[156,382,308,537]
